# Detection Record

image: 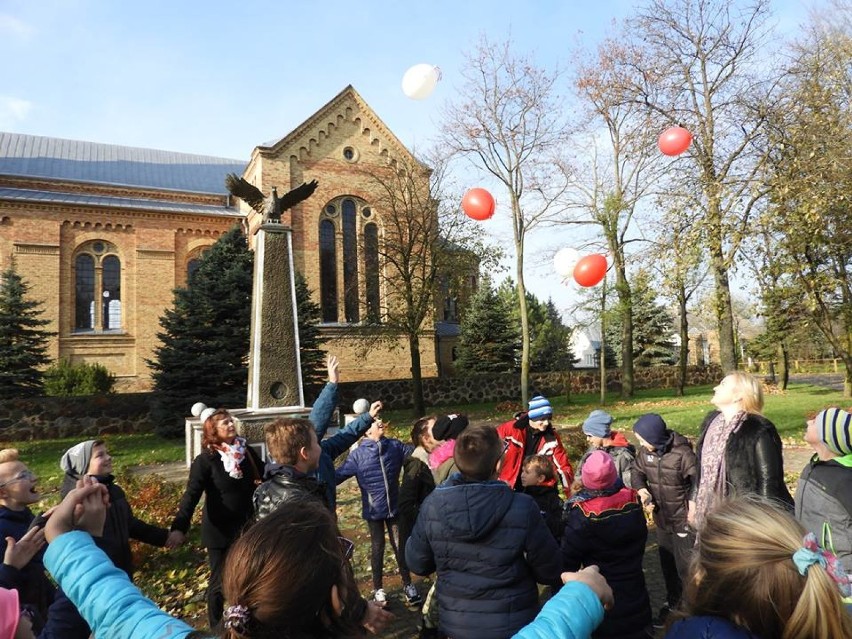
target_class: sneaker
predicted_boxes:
[372,588,388,607]
[403,583,422,608]
[653,603,671,629]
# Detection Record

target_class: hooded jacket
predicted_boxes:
[562,486,652,639]
[406,473,562,639]
[398,446,435,542]
[497,413,574,497]
[631,431,697,532]
[577,431,637,490]
[335,436,411,520]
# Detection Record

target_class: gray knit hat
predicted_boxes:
[60,440,97,477]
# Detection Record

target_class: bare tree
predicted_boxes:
[560,34,662,397]
[612,0,777,372]
[441,37,571,404]
[359,151,493,414]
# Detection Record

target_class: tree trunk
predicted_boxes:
[708,221,737,371]
[612,246,634,399]
[780,343,789,391]
[408,333,425,416]
[600,277,607,405]
[514,198,530,406]
[844,355,852,399]
[677,292,688,397]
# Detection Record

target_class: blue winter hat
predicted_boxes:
[633,413,668,449]
[528,396,553,421]
[582,410,613,438]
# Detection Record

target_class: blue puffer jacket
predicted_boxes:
[406,473,563,639]
[44,531,197,639]
[308,382,375,511]
[665,616,761,638]
[335,436,411,520]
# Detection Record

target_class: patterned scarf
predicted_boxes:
[695,411,748,530]
[215,436,247,479]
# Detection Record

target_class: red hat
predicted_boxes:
[0,588,20,639]
[582,450,618,490]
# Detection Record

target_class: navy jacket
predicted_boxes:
[335,436,411,520]
[0,506,55,625]
[665,616,760,638]
[562,486,652,639]
[308,382,375,511]
[406,473,562,639]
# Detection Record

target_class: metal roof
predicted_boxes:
[0,132,247,194]
[0,187,242,217]
[435,321,461,338]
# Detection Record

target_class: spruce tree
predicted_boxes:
[148,226,253,436]
[0,266,53,398]
[455,278,519,374]
[295,271,327,400]
[530,299,577,372]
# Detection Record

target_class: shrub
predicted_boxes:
[43,359,115,396]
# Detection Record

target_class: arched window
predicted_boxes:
[341,199,359,323]
[73,241,121,333]
[75,254,95,330]
[364,223,380,323]
[319,220,338,322]
[187,259,201,281]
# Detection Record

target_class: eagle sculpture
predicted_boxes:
[225,174,319,224]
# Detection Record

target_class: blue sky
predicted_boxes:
[0,0,824,320]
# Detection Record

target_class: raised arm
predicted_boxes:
[310,355,340,440]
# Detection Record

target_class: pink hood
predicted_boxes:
[429,439,456,470]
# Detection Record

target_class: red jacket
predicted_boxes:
[497,414,575,498]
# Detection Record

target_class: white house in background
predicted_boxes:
[570,328,601,369]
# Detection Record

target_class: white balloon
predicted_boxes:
[554,248,581,278]
[352,398,371,414]
[402,64,441,100]
[190,402,207,417]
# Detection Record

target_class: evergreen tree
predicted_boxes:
[295,271,327,400]
[148,226,253,436]
[606,270,676,367]
[530,299,577,372]
[456,277,519,374]
[0,265,53,398]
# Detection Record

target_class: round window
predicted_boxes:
[325,204,337,216]
[92,242,105,254]
[362,207,372,218]
[342,147,358,162]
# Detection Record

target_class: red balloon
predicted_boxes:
[658,126,693,156]
[573,254,608,287]
[461,188,496,221]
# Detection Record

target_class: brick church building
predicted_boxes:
[0,86,462,391]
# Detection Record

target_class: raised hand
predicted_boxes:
[45,479,110,543]
[3,526,46,569]
[369,401,383,419]
[327,354,340,384]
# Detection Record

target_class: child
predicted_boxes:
[520,454,564,541]
[562,450,652,639]
[335,417,417,608]
[795,407,852,572]
[631,413,697,625]
[39,481,392,639]
[253,418,327,517]
[406,424,562,639]
[60,440,169,579]
[666,498,852,639]
[427,413,469,484]
[0,450,52,628]
[398,416,438,562]
[579,410,636,488]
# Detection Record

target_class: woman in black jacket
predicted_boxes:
[169,408,263,628]
[691,372,793,531]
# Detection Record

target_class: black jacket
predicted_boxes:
[171,446,263,548]
[397,447,435,542]
[253,464,329,520]
[695,411,793,508]
[0,507,55,626]
[632,431,697,532]
[406,473,562,639]
[61,474,169,577]
[522,484,564,541]
[562,487,652,639]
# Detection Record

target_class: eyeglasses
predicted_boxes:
[0,470,36,489]
[338,536,355,562]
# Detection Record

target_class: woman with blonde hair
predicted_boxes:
[666,498,852,638]
[690,371,792,530]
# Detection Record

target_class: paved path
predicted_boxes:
[788,372,845,391]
